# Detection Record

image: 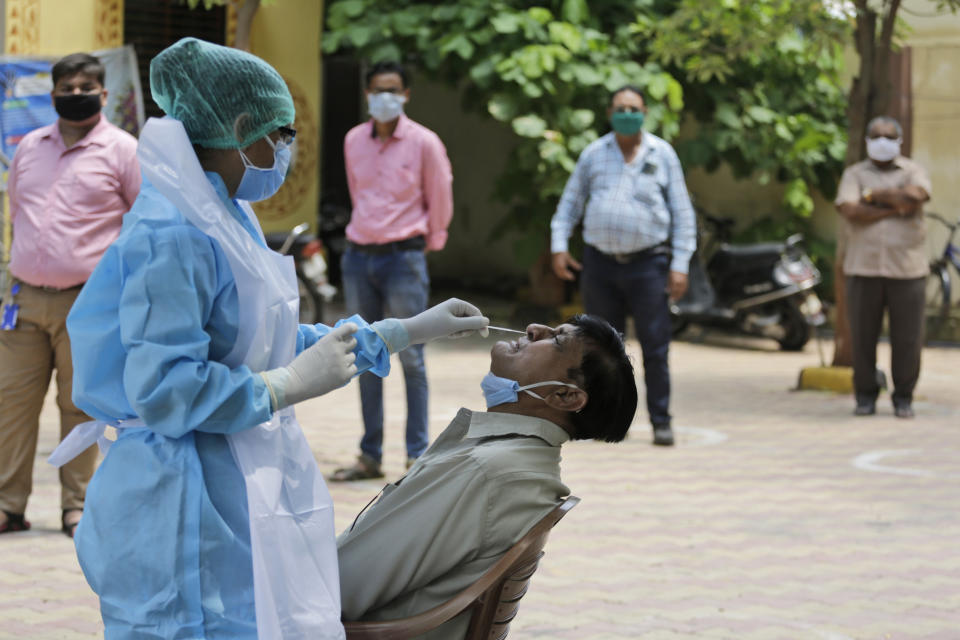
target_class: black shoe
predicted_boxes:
[853,401,876,416]
[893,403,914,419]
[652,425,674,446]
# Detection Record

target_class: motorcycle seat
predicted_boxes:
[264,232,318,253]
[715,242,785,259]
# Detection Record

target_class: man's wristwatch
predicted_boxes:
[862,188,873,203]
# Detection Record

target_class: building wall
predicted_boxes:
[245,0,322,234]
[904,4,960,292]
[404,77,528,285]
[4,0,120,54]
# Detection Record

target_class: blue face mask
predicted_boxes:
[481,371,582,409]
[235,135,291,202]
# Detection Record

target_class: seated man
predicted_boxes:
[337,314,638,638]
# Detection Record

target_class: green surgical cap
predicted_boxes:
[150,37,295,149]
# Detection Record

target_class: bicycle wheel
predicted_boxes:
[926,261,950,324]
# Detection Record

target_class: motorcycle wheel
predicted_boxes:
[297,271,324,325]
[777,300,809,351]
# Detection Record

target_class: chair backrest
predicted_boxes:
[343,495,580,640]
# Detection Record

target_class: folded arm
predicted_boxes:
[870,185,930,217]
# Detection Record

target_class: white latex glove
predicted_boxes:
[260,323,359,409]
[400,298,489,345]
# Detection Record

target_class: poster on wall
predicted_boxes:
[0,58,57,164]
[94,44,145,138]
[0,45,144,164]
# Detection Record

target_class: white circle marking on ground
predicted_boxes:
[675,425,729,447]
[852,449,960,479]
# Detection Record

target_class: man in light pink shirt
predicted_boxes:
[332,61,453,481]
[0,53,140,536]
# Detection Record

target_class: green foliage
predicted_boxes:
[642,0,849,219]
[324,0,849,265]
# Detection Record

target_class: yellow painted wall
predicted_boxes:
[903,4,960,300]
[247,0,322,234]
[4,0,119,56]
[35,0,98,54]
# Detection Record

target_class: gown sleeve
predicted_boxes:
[297,314,393,378]
[118,224,274,438]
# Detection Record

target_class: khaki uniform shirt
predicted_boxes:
[337,408,571,640]
[835,156,932,279]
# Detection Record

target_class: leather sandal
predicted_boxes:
[0,510,31,534]
[61,509,82,538]
[329,454,384,482]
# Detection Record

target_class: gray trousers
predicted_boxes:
[846,275,926,405]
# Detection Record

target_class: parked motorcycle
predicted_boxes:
[265,223,337,325]
[670,213,825,351]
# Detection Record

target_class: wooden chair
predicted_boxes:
[343,495,580,640]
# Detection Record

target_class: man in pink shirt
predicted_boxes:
[0,53,140,536]
[331,61,453,481]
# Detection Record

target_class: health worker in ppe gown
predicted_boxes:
[50,38,489,640]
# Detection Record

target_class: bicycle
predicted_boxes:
[926,212,960,325]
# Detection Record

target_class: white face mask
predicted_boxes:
[368,92,406,123]
[865,136,901,162]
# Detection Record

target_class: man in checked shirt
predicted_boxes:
[550,85,696,447]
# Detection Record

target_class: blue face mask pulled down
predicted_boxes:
[481,371,582,409]
[235,135,291,202]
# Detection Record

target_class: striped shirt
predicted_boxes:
[550,132,696,273]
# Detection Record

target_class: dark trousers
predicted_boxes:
[341,248,430,462]
[582,245,671,426]
[846,275,925,406]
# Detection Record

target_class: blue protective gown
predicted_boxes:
[67,173,390,640]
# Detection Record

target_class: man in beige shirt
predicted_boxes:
[835,116,931,418]
[337,314,638,639]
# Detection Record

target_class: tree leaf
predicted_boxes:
[714,103,742,130]
[528,7,553,24]
[746,105,776,123]
[439,34,475,60]
[368,42,402,63]
[571,63,604,86]
[548,22,584,52]
[561,0,590,24]
[517,47,545,78]
[512,114,548,138]
[784,178,814,217]
[347,24,374,47]
[522,81,545,98]
[774,121,793,140]
[666,77,684,111]
[491,12,521,34]
[488,94,520,122]
[470,58,498,88]
[647,73,670,100]
[568,108,595,130]
[339,0,365,18]
[392,11,421,36]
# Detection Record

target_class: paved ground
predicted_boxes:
[1,326,958,639]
